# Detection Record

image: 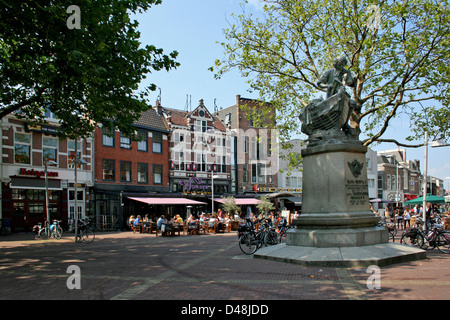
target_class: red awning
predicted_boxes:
[213,198,260,205]
[128,197,206,205]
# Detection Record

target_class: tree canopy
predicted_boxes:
[0,0,179,138]
[212,0,450,148]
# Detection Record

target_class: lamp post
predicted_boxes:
[211,174,219,215]
[44,158,57,236]
[422,132,428,231]
[72,140,87,243]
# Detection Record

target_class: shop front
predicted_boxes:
[2,174,67,232]
[1,165,92,232]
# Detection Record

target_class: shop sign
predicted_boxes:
[249,185,302,193]
[19,168,59,177]
[179,177,210,194]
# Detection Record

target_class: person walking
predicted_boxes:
[403,207,411,229]
[425,202,433,233]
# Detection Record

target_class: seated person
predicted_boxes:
[133,215,141,226]
[157,215,165,229]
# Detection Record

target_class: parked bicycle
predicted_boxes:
[401,221,450,254]
[277,220,293,243]
[238,218,279,255]
[76,218,95,243]
[49,220,63,239]
[33,220,63,240]
[376,216,396,241]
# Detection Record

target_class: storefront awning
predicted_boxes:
[128,197,206,205]
[284,197,302,206]
[213,198,260,205]
[10,176,62,190]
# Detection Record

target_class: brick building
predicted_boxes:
[214,95,279,196]
[156,99,232,211]
[0,113,93,232]
[92,108,170,229]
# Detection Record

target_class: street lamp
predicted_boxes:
[71,140,88,242]
[431,140,450,148]
[211,174,219,215]
[422,132,428,231]
[44,158,57,236]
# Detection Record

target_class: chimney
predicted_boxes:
[154,99,163,115]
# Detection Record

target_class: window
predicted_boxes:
[243,164,248,182]
[102,159,115,181]
[68,139,82,168]
[120,134,131,149]
[243,136,249,153]
[152,132,162,153]
[120,161,131,182]
[137,163,148,183]
[137,130,148,151]
[251,163,266,184]
[196,120,207,133]
[153,164,162,184]
[14,132,31,164]
[29,203,44,218]
[43,136,58,164]
[102,128,114,147]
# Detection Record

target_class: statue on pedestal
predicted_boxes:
[299,56,360,147]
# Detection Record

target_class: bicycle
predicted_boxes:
[49,220,63,239]
[401,221,450,254]
[260,220,280,246]
[76,218,95,243]
[277,222,293,243]
[377,216,396,242]
[238,218,265,255]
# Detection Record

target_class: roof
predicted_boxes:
[161,105,227,132]
[134,108,169,133]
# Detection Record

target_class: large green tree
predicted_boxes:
[212,0,449,149]
[0,0,179,138]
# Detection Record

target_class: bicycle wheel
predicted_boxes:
[401,231,424,248]
[263,231,280,246]
[81,230,95,243]
[54,227,63,240]
[38,228,49,240]
[436,233,450,254]
[238,233,258,255]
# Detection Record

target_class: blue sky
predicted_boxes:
[133,0,450,191]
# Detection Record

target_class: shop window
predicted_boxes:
[12,189,27,200]
[28,189,44,200]
[14,132,31,164]
[29,203,44,218]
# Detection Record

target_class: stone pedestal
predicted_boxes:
[287,143,388,247]
[254,143,426,267]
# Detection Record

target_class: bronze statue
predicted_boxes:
[299,55,359,146]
